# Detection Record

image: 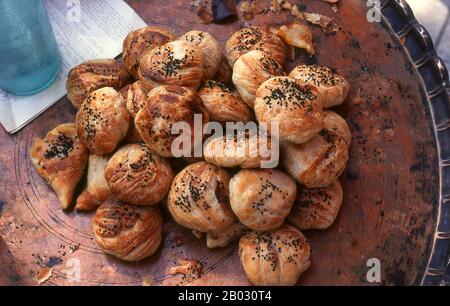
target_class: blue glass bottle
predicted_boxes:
[0,0,61,96]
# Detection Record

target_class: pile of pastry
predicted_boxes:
[30,25,351,286]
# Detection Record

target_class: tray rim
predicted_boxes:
[380,0,450,285]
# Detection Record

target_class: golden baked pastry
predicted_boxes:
[203,132,275,169]
[232,50,286,107]
[282,111,351,188]
[167,162,236,233]
[123,26,175,78]
[125,81,149,118]
[207,221,249,249]
[239,225,311,286]
[76,154,111,211]
[229,169,297,231]
[226,26,288,67]
[30,123,89,210]
[288,180,343,230]
[76,87,130,155]
[119,83,144,144]
[179,30,222,79]
[289,65,350,108]
[254,76,324,144]
[135,85,209,158]
[104,144,174,206]
[198,80,253,123]
[67,59,130,109]
[138,40,204,91]
[93,198,163,261]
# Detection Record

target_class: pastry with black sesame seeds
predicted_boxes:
[67,59,131,109]
[282,111,351,188]
[288,180,343,230]
[229,169,297,231]
[238,225,311,286]
[123,26,175,79]
[198,80,253,123]
[93,198,163,261]
[290,65,350,108]
[232,50,286,107]
[138,40,204,91]
[135,85,210,158]
[76,154,112,211]
[104,144,174,206]
[254,76,324,144]
[178,30,222,79]
[226,26,288,67]
[203,131,275,169]
[167,162,237,233]
[30,123,89,210]
[76,87,131,155]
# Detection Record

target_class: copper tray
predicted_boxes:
[0,0,449,286]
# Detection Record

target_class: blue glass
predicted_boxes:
[0,0,61,96]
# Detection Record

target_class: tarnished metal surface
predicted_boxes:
[0,0,443,285]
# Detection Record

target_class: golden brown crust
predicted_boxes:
[76,87,130,155]
[125,81,149,118]
[288,180,343,230]
[282,111,351,188]
[203,132,274,169]
[198,80,253,123]
[239,225,311,286]
[138,40,204,91]
[30,124,89,210]
[167,162,236,233]
[254,77,324,144]
[289,65,350,108]
[104,144,174,206]
[75,154,111,211]
[178,30,222,79]
[229,169,297,231]
[135,85,210,158]
[207,221,249,249]
[93,198,163,261]
[123,26,175,78]
[226,26,288,67]
[232,50,286,107]
[66,59,130,109]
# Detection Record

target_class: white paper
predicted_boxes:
[0,0,146,134]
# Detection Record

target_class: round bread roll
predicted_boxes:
[76,87,130,155]
[104,144,174,206]
[125,81,149,118]
[226,26,288,67]
[138,40,204,91]
[123,26,175,78]
[232,50,286,107]
[198,80,253,123]
[67,59,130,109]
[93,198,163,261]
[178,30,222,79]
[229,169,297,231]
[239,225,311,286]
[135,85,209,158]
[254,77,324,144]
[167,162,236,233]
[288,180,343,230]
[204,132,274,169]
[282,111,351,188]
[289,65,350,108]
